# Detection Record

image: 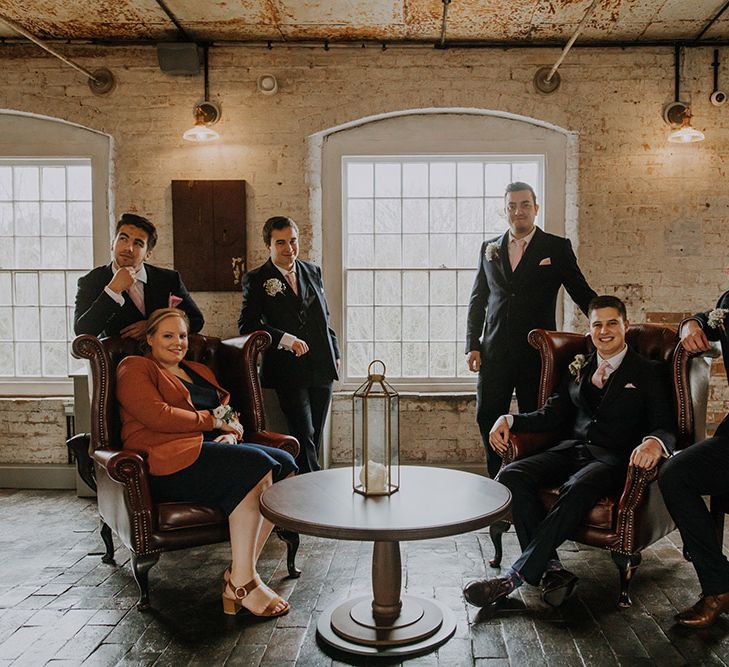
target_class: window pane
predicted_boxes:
[347,235,374,268]
[347,199,373,234]
[347,307,373,341]
[14,167,39,201]
[68,237,93,268]
[0,244,12,269]
[374,307,400,341]
[42,342,68,376]
[430,199,456,233]
[402,163,428,197]
[347,162,373,197]
[430,342,455,377]
[0,342,13,375]
[0,167,12,200]
[403,272,428,305]
[403,306,428,341]
[42,237,67,269]
[41,167,66,200]
[402,234,429,268]
[457,270,474,306]
[347,271,373,305]
[430,307,456,341]
[0,307,12,340]
[348,342,373,377]
[430,235,456,268]
[0,273,10,304]
[485,198,507,236]
[402,342,428,377]
[374,235,401,268]
[41,307,67,341]
[374,199,401,234]
[374,271,400,306]
[430,272,456,306]
[41,202,67,236]
[40,272,66,305]
[67,202,93,236]
[430,162,456,197]
[374,342,401,377]
[15,307,39,340]
[67,165,92,200]
[14,273,38,305]
[14,202,40,235]
[0,202,12,235]
[457,162,483,197]
[513,162,538,187]
[402,199,428,233]
[457,198,483,233]
[484,163,511,196]
[375,163,400,197]
[16,342,41,376]
[457,234,483,267]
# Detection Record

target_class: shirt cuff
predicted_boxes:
[642,435,669,458]
[679,317,703,336]
[278,332,296,351]
[104,285,125,306]
[504,414,514,428]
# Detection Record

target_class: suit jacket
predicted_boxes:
[238,258,340,388]
[465,227,596,361]
[116,356,228,476]
[690,289,729,382]
[512,349,676,466]
[74,263,204,337]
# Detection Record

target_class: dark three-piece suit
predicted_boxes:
[74,263,204,337]
[659,290,729,596]
[501,348,675,585]
[466,227,596,477]
[238,258,340,473]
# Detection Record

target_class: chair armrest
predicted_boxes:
[247,431,300,458]
[93,448,149,482]
[614,463,663,553]
[504,431,558,464]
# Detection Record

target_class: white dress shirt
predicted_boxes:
[104,262,148,306]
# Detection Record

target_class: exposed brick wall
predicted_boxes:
[0,43,727,465]
[0,399,70,464]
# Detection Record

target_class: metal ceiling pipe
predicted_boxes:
[543,0,601,84]
[439,0,451,48]
[695,0,729,41]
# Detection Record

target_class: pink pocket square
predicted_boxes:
[624,383,637,389]
[168,294,183,308]
[539,257,552,266]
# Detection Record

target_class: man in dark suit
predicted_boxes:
[238,216,340,474]
[466,182,596,478]
[658,290,729,628]
[464,296,675,608]
[74,213,203,339]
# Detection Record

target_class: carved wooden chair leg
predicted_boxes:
[611,551,642,608]
[131,553,160,611]
[100,521,115,564]
[273,526,302,578]
[489,519,511,568]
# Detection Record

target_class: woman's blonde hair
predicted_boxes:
[144,308,190,338]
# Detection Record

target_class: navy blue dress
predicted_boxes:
[148,364,298,515]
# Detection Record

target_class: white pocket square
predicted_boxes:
[624,383,637,389]
[539,257,551,266]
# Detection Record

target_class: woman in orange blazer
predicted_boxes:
[116,307,297,618]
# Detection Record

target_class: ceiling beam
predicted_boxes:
[695,0,729,41]
[154,0,192,42]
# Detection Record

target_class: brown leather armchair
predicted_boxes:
[489,324,712,607]
[70,331,300,610]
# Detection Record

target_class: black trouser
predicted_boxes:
[275,384,333,474]
[477,349,541,478]
[499,444,625,585]
[658,421,729,596]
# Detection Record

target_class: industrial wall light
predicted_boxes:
[663,46,705,144]
[257,74,278,95]
[183,45,221,143]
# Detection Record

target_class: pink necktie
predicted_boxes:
[510,238,527,271]
[284,271,298,296]
[591,359,612,389]
[128,280,145,315]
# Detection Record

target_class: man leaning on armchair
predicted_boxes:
[464,295,676,609]
[74,213,204,339]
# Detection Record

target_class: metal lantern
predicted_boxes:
[352,360,399,496]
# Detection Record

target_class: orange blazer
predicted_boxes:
[116,356,230,476]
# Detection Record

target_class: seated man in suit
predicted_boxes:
[238,216,340,474]
[464,295,675,608]
[74,213,204,339]
[658,290,729,628]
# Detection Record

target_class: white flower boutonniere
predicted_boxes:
[568,354,587,383]
[264,278,285,297]
[484,242,500,262]
[708,308,729,333]
[212,404,238,424]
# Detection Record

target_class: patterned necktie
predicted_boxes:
[510,238,527,271]
[128,280,145,315]
[284,271,298,296]
[591,359,612,389]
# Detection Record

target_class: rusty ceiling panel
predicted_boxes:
[0,0,725,43]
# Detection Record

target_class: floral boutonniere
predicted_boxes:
[568,354,587,383]
[708,308,729,333]
[484,242,500,261]
[264,277,285,297]
[213,404,239,424]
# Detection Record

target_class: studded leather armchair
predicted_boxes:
[71,331,300,610]
[489,324,713,607]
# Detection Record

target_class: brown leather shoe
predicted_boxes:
[463,577,513,607]
[676,591,729,628]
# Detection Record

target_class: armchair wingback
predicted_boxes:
[72,331,299,610]
[491,324,712,607]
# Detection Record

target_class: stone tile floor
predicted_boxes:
[2,488,729,665]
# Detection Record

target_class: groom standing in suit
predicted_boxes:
[238,216,340,474]
[464,296,675,609]
[466,182,596,479]
[74,213,204,339]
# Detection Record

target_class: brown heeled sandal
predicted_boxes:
[222,577,290,617]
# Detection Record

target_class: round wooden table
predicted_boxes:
[259,465,511,658]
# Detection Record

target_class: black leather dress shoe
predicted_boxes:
[463,577,513,607]
[676,591,729,628]
[540,569,579,607]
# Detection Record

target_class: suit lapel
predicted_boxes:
[498,232,512,279]
[512,227,544,278]
[577,352,598,407]
[295,260,309,304]
[599,349,638,409]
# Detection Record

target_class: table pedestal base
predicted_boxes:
[317,594,456,657]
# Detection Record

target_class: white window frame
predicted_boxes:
[317,110,576,393]
[341,153,545,386]
[0,112,111,396]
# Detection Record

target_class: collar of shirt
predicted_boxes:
[111,261,148,284]
[273,262,296,278]
[596,344,628,376]
[508,226,537,249]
